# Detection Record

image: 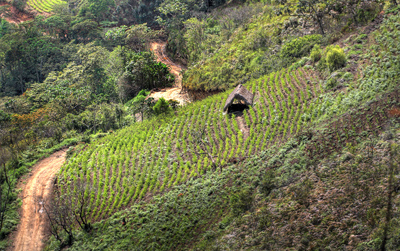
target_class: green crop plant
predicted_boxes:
[57,15,400,223]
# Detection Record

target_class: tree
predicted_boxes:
[0,19,11,39]
[41,178,97,246]
[153,97,170,115]
[42,10,72,40]
[76,43,109,94]
[125,91,154,121]
[105,25,128,47]
[189,126,221,171]
[71,19,101,42]
[79,0,115,22]
[277,0,335,35]
[0,155,13,233]
[42,194,75,246]
[118,50,174,100]
[125,24,160,52]
[11,0,26,12]
[70,179,95,232]
[183,18,205,63]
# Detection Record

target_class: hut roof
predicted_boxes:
[223,84,254,112]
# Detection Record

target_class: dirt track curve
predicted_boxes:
[10,150,66,251]
[149,42,190,105]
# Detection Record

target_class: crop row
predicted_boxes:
[27,0,65,13]
[56,9,400,226]
[57,66,325,221]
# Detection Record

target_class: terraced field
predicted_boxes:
[27,0,65,13]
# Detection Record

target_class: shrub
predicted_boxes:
[259,170,276,196]
[325,45,346,71]
[281,34,322,59]
[310,44,322,63]
[153,98,170,115]
[230,189,253,216]
[168,99,180,109]
[325,71,343,89]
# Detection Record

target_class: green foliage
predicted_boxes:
[281,34,322,59]
[0,19,11,39]
[310,44,322,63]
[125,24,160,52]
[78,0,115,22]
[0,110,11,122]
[325,45,347,71]
[259,169,276,196]
[182,6,288,91]
[230,189,253,216]
[153,98,170,115]
[0,31,65,96]
[119,50,175,101]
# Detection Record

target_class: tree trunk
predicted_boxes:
[317,17,325,36]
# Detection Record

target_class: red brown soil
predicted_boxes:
[8,150,66,251]
[148,42,191,105]
[0,3,33,24]
[236,116,249,139]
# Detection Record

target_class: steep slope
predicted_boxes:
[52,91,400,250]
[57,10,400,221]
[46,8,400,251]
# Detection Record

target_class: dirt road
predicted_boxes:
[10,150,66,251]
[149,42,191,105]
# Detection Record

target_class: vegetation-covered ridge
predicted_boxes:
[0,0,399,250]
[48,8,400,246]
[178,1,386,91]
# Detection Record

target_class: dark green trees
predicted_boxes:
[119,50,174,101]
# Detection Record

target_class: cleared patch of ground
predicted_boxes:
[0,3,33,23]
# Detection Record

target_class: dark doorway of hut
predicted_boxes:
[227,102,249,117]
[223,84,254,117]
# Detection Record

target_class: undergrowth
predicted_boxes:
[45,8,400,251]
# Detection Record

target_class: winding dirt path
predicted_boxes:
[10,150,66,251]
[149,42,191,105]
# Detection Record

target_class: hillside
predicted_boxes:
[0,0,400,250]
[48,9,400,250]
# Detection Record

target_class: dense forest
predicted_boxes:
[0,0,400,250]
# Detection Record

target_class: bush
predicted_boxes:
[325,71,343,89]
[259,170,276,196]
[168,99,180,109]
[119,51,174,101]
[325,45,346,71]
[310,44,322,63]
[281,34,322,59]
[230,189,253,216]
[153,98,170,115]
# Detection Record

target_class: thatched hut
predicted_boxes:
[223,84,254,112]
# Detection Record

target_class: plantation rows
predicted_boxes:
[57,10,400,217]
[27,0,65,13]
[58,67,324,221]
